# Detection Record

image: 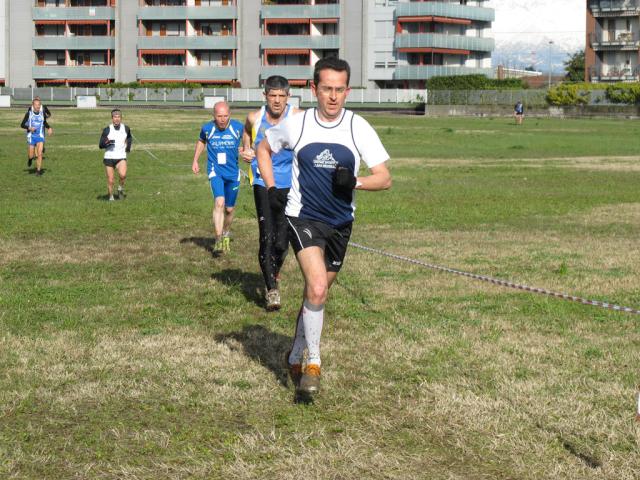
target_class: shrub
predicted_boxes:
[546,84,591,106]
[605,83,640,104]
[426,75,525,90]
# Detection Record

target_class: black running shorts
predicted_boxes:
[287,216,352,272]
[103,158,126,168]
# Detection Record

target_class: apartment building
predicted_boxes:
[369,0,494,88]
[3,0,494,88]
[586,0,640,82]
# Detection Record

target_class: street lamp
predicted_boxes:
[548,40,554,87]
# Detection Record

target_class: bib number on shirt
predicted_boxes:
[217,152,227,165]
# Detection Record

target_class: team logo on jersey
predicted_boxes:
[313,149,338,169]
[303,228,313,239]
[222,134,234,140]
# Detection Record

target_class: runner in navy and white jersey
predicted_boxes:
[257,58,392,397]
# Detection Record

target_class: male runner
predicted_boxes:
[99,109,132,201]
[20,98,53,176]
[242,76,301,311]
[257,58,392,397]
[514,100,525,125]
[192,101,244,254]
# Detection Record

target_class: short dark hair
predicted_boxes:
[313,57,351,87]
[111,108,121,116]
[264,75,290,94]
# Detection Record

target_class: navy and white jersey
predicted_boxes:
[250,104,294,189]
[199,119,243,180]
[266,108,389,228]
[515,102,524,114]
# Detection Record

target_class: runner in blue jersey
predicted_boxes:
[192,101,245,254]
[20,98,53,176]
[242,76,302,311]
[257,58,392,398]
[514,100,524,125]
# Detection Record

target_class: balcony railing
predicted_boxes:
[590,31,639,48]
[138,35,237,50]
[32,65,115,80]
[136,65,237,81]
[589,0,640,14]
[261,35,339,50]
[33,7,115,21]
[393,65,494,80]
[589,64,640,81]
[261,4,340,19]
[395,33,494,52]
[260,65,313,79]
[137,6,237,20]
[33,36,115,50]
[395,2,494,23]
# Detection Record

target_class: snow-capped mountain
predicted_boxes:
[490,0,584,73]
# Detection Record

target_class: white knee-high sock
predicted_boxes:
[288,307,306,365]
[302,300,324,366]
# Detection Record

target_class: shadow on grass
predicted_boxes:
[214,324,290,388]
[215,324,314,404]
[180,236,221,259]
[210,268,264,307]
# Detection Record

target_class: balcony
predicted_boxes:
[260,4,340,20]
[260,65,313,79]
[33,36,115,50]
[393,65,494,80]
[589,64,639,81]
[33,7,115,21]
[261,35,339,50]
[395,2,494,23]
[395,33,494,52]
[137,6,237,20]
[590,31,639,49]
[32,65,115,80]
[589,0,640,15]
[138,36,237,50]
[136,65,237,81]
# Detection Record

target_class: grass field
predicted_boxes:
[1,107,640,479]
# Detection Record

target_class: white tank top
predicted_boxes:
[104,124,128,160]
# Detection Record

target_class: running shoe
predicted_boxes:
[213,239,223,254]
[222,236,230,252]
[265,289,281,311]
[298,364,321,395]
[108,195,115,202]
[284,349,302,387]
[117,186,125,199]
[35,170,43,177]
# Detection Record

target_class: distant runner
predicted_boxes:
[192,101,245,254]
[20,98,53,176]
[99,109,132,201]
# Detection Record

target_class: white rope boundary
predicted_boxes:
[349,242,640,316]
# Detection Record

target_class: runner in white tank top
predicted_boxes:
[99,109,132,201]
[257,58,392,398]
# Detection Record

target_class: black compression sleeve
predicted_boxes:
[99,127,111,149]
[125,126,132,152]
[20,111,30,130]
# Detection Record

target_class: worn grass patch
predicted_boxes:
[1,109,640,479]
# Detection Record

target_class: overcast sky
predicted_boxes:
[492,0,585,52]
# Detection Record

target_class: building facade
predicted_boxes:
[3,0,494,88]
[586,0,640,82]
